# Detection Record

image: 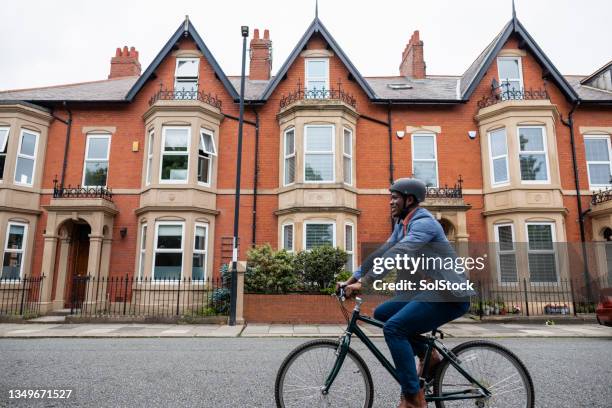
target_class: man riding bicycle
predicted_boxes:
[337,178,475,408]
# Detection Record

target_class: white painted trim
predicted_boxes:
[283,127,296,186]
[192,223,208,281]
[488,127,510,187]
[303,124,335,183]
[197,129,215,187]
[138,224,147,280]
[525,222,559,283]
[517,126,551,185]
[174,57,200,92]
[82,133,111,187]
[497,56,524,92]
[0,126,9,152]
[411,132,439,188]
[14,129,39,187]
[159,126,190,184]
[152,221,185,281]
[344,222,355,273]
[281,222,294,253]
[305,58,329,92]
[1,221,28,281]
[494,223,517,284]
[303,220,337,250]
[583,134,612,190]
[145,130,154,186]
[342,127,353,186]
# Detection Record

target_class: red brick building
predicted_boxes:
[1,11,611,314]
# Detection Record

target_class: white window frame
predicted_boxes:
[304,221,336,250]
[517,126,550,184]
[2,222,28,281]
[494,223,517,284]
[488,128,510,186]
[174,57,200,96]
[192,223,208,281]
[283,127,296,186]
[152,221,185,282]
[525,222,559,284]
[197,128,217,187]
[304,125,335,184]
[344,222,355,273]
[138,224,147,280]
[145,130,154,185]
[0,126,9,182]
[159,126,190,184]
[343,127,353,186]
[497,56,524,92]
[281,222,294,253]
[411,133,439,188]
[14,129,39,187]
[584,134,612,189]
[82,133,111,187]
[305,58,329,93]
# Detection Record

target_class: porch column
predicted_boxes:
[99,238,113,280]
[52,236,71,310]
[39,234,58,313]
[83,235,104,312]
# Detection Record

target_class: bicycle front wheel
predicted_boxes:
[432,340,534,408]
[275,339,374,408]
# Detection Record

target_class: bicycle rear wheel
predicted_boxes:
[275,339,374,408]
[432,340,534,408]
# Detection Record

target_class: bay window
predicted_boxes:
[160,127,189,183]
[284,128,295,185]
[489,128,510,185]
[526,223,557,283]
[198,129,216,185]
[2,222,27,280]
[304,125,334,182]
[305,222,335,250]
[82,133,111,187]
[518,126,549,183]
[0,127,8,181]
[412,133,438,187]
[14,129,38,186]
[584,135,612,188]
[494,224,517,283]
[192,224,208,280]
[153,223,184,280]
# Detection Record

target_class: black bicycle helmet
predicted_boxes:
[389,178,427,203]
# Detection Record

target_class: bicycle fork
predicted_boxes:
[321,331,352,395]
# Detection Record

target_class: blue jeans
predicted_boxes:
[373,300,470,395]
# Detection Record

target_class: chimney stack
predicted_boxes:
[249,28,272,80]
[399,31,426,79]
[109,46,141,79]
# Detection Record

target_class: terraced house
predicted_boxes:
[0,9,611,316]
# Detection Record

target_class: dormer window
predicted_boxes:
[174,58,199,98]
[305,59,329,96]
[497,57,523,94]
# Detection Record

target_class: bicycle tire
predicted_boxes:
[432,340,535,408]
[275,339,374,408]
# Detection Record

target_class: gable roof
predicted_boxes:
[580,60,612,85]
[125,19,239,102]
[459,16,579,103]
[260,17,376,101]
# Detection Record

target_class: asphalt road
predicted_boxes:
[0,337,610,407]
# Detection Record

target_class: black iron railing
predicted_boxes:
[0,275,44,317]
[591,187,612,205]
[69,275,230,318]
[149,86,223,109]
[425,176,463,199]
[477,80,549,109]
[280,81,357,109]
[53,178,113,201]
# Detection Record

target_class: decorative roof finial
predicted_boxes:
[315,0,318,19]
[184,15,190,37]
[512,0,516,19]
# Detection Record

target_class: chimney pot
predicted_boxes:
[109,45,141,79]
[249,28,272,80]
[264,29,269,40]
[254,28,260,39]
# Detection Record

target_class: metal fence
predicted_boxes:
[0,276,45,317]
[469,276,607,318]
[69,275,230,318]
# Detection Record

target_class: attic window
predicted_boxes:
[387,83,413,90]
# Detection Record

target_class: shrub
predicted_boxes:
[246,244,298,293]
[294,246,348,292]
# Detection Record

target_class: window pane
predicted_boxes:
[490,129,507,157]
[176,59,199,77]
[589,163,611,185]
[497,226,514,251]
[161,155,188,181]
[84,162,108,186]
[306,127,332,151]
[520,154,547,181]
[7,225,25,249]
[0,128,8,152]
[2,253,22,280]
[154,253,182,280]
[527,225,553,250]
[20,132,37,157]
[499,254,518,282]
[306,224,333,249]
[501,80,522,93]
[197,155,210,183]
[413,161,437,187]
[285,156,295,184]
[493,157,508,183]
[0,155,5,180]
[157,225,182,249]
[518,128,544,151]
[164,129,188,151]
[343,156,352,184]
[87,137,109,159]
[283,225,293,251]
[584,139,610,161]
[192,254,205,280]
[306,81,327,93]
[141,226,147,250]
[146,157,153,184]
[148,132,154,155]
[345,225,353,251]
[307,60,327,77]
[345,254,353,273]
[413,135,435,159]
[305,154,333,181]
[139,252,145,279]
[200,132,216,155]
[528,253,557,282]
[194,226,206,251]
[498,59,520,79]
[343,129,352,156]
[14,157,34,184]
[285,130,294,155]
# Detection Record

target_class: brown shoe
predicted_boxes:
[398,389,427,408]
[417,349,442,378]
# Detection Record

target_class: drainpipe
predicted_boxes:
[51,101,72,188]
[251,108,260,247]
[387,102,395,185]
[560,100,592,299]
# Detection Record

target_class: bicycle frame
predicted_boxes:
[322,297,492,402]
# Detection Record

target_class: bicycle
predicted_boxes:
[275,287,534,407]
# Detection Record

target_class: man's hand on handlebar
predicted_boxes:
[335,278,362,299]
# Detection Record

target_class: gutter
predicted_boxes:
[51,101,72,188]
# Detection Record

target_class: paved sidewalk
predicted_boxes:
[0,322,610,338]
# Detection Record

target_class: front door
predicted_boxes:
[66,224,90,308]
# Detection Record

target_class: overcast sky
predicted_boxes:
[1,0,610,90]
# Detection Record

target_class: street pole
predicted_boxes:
[229,25,249,326]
